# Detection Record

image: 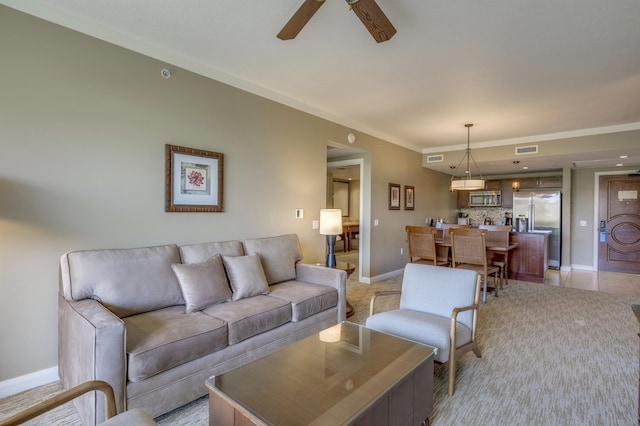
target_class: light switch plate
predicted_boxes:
[579,220,587,227]
[312,220,319,229]
[294,208,304,219]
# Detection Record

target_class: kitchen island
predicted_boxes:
[508,231,550,283]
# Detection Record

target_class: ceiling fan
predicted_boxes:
[277,0,396,43]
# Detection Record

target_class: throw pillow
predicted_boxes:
[222,254,270,301]
[171,254,232,313]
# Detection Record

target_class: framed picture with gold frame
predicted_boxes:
[165,144,224,212]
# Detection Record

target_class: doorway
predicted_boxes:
[327,159,363,281]
[597,173,640,273]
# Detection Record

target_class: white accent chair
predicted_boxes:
[365,263,482,396]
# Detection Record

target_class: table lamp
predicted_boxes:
[319,209,342,268]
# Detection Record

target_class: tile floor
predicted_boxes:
[547,268,640,297]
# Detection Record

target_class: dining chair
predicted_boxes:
[480,225,512,289]
[366,263,481,396]
[405,226,450,266]
[449,228,500,303]
[439,223,470,241]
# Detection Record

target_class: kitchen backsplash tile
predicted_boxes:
[460,207,512,227]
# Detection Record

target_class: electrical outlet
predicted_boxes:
[374,219,379,227]
[312,220,319,229]
[579,220,587,227]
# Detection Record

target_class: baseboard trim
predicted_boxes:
[571,264,596,271]
[368,268,403,284]
[0,366,59,399]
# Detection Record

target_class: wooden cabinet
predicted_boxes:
[484,180,501,191]
[457,191,470,208]
[516,177,539,189]
[516,176,562,189]
[538,176,563,188]
[501,180,514,208]
[508,232,549,283]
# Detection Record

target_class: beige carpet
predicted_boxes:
[2,271,639,425]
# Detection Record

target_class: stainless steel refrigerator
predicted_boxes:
[513,190,562,269]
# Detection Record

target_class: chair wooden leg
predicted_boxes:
[494,273,499,297]
[481,275,487,304]
[472,342,482,358]
[448,348,457,396]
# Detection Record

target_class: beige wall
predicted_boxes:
[0,6,454,382]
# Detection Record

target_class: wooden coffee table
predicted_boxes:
[206,322,435,425]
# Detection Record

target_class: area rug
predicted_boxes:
[2,278,639,425]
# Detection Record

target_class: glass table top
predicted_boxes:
[206,322,435,425]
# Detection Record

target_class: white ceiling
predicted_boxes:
[4,0,640,174]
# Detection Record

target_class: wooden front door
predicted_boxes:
[598,174,640,273]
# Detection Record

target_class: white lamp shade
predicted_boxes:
[450,179,485,191]
[319,209,343,235]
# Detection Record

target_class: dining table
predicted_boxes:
[435,237,518,301]
[342,223,359,252]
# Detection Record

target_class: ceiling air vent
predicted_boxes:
[427,154,444,163]
[515,145,539,155]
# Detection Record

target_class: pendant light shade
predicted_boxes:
[449,123,485,191]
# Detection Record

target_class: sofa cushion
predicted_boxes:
[243,234,303,285]
[179,240,244,264]
[268,281,338,322]
[60,245,184,318]
[203,295,291,344]
[171,254,232,313]
[124,306,228,382]
[222,254,270,301]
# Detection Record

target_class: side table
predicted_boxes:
[313,261,355,318]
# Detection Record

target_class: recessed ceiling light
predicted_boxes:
[620,155,628,158]
[616,163,623,167]
[523,166,529,170]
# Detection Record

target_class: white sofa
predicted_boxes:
[58,234,346,425]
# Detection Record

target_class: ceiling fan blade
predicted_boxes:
[277,0,326,40]
[349,0,396,43]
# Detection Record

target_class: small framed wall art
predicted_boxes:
[389,183,401,210]
[165,144,224,212]
[404,185,415,210]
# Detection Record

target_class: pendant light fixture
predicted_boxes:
[449,123,485,191]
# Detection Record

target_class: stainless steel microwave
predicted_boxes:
[469,191,502,207]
